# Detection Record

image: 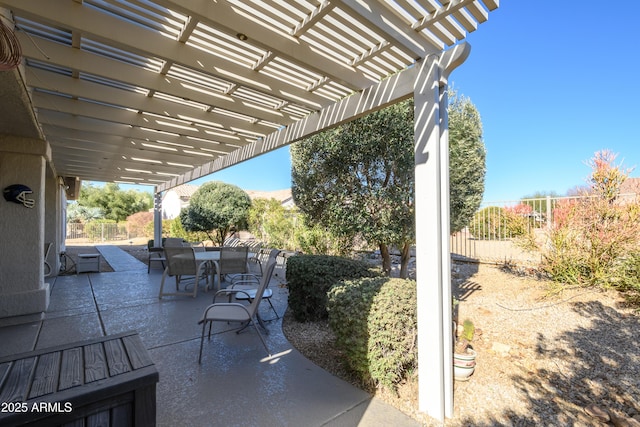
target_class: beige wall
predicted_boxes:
[0,136,51,322]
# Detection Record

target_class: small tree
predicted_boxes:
[292,92,485,278]
[78,182,152,222]
[180,181,251,245]
[247,198,296,249]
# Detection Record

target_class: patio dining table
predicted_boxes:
[177,250,256,290]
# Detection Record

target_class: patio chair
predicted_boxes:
[228,248,280,319]
[187,241,205,252]
[163,237,185,247]
[159,246,210,299]
[198,249,280,363]
[147,239,166,273]
[211,245,250,291]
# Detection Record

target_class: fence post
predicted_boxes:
[546,196,552,230]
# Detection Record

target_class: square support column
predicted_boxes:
[153,191,162,249]
[413,43,470,421]
[0,136,51,324]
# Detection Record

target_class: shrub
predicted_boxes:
[542,151,640,296]
[84,219,119,241]
[469,206,530,240]
[327,277,417,390]
[126,211,153,238]
[544,196,640,288]
[286,255,380,322]
[469,206,508,240]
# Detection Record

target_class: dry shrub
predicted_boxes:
[542,150,640,298]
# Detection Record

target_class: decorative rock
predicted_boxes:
[610,412,640,427]
[490,342,511,355]
[584,403,610,422]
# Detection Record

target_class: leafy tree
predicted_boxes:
[293,215,353,256]
[248,198,296,250]
[66,202,103,223]
[448,90,486,233]
[291,92,485,278]
[78,182,152,222]
[180,181,251,246]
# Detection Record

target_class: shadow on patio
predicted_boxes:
[0,246,420,427]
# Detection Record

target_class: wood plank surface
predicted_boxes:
[104,339,131,376]
[111,401,133,426]
[28,352,61,399]
[0,362,10,388]
[122,334,153,369]
[59,348,82,390]
[84,343,108,383]
[0,332,157,427]
[0,357,36,402]
[86,409,110,427]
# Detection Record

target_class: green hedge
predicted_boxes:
[327,277,417,389]
[286,255,380,322]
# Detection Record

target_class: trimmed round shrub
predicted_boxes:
[327,277,417,390]
[287,255,380,322]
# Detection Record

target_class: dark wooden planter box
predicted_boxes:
[0,331,158,427]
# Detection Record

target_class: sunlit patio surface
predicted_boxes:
[0,246,420,426]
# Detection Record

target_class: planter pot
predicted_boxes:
[453,348,476,381]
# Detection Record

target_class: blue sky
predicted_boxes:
[119,1,640,203]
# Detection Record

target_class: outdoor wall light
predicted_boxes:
[3,184,35,208]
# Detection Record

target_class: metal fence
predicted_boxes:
[66,222,144,243]
[450,196,567,265]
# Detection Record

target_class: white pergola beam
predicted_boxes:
[26,68,272,137]
[153,0,371,91]
[36,110,237,155]
[18,33,289,125]
[157,60,418,192]
[33,95,246,149]
[4,0,328,111]
[337,0,443,57]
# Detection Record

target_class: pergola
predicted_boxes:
[0,0,498,420]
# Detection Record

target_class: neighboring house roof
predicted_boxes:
[245,189,293,205]
[170,184,199,199]
[161,184,198,220]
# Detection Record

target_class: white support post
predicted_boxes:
[153,190,162,248]
[414,43,470,421]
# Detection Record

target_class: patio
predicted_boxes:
[0,246,420,426]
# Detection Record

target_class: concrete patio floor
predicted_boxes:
[0,246,421,427]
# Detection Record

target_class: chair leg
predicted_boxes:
[266,298,279,319]
[250,318,271,356]
[198,322,207,363]
[158,268,169,299]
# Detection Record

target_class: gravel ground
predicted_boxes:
[283,261,640,427]
[65,245,640,426]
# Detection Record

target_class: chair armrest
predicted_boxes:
[230,274,260,286]
[213,288,252,303]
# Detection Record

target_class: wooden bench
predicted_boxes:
[0,331,159,426]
